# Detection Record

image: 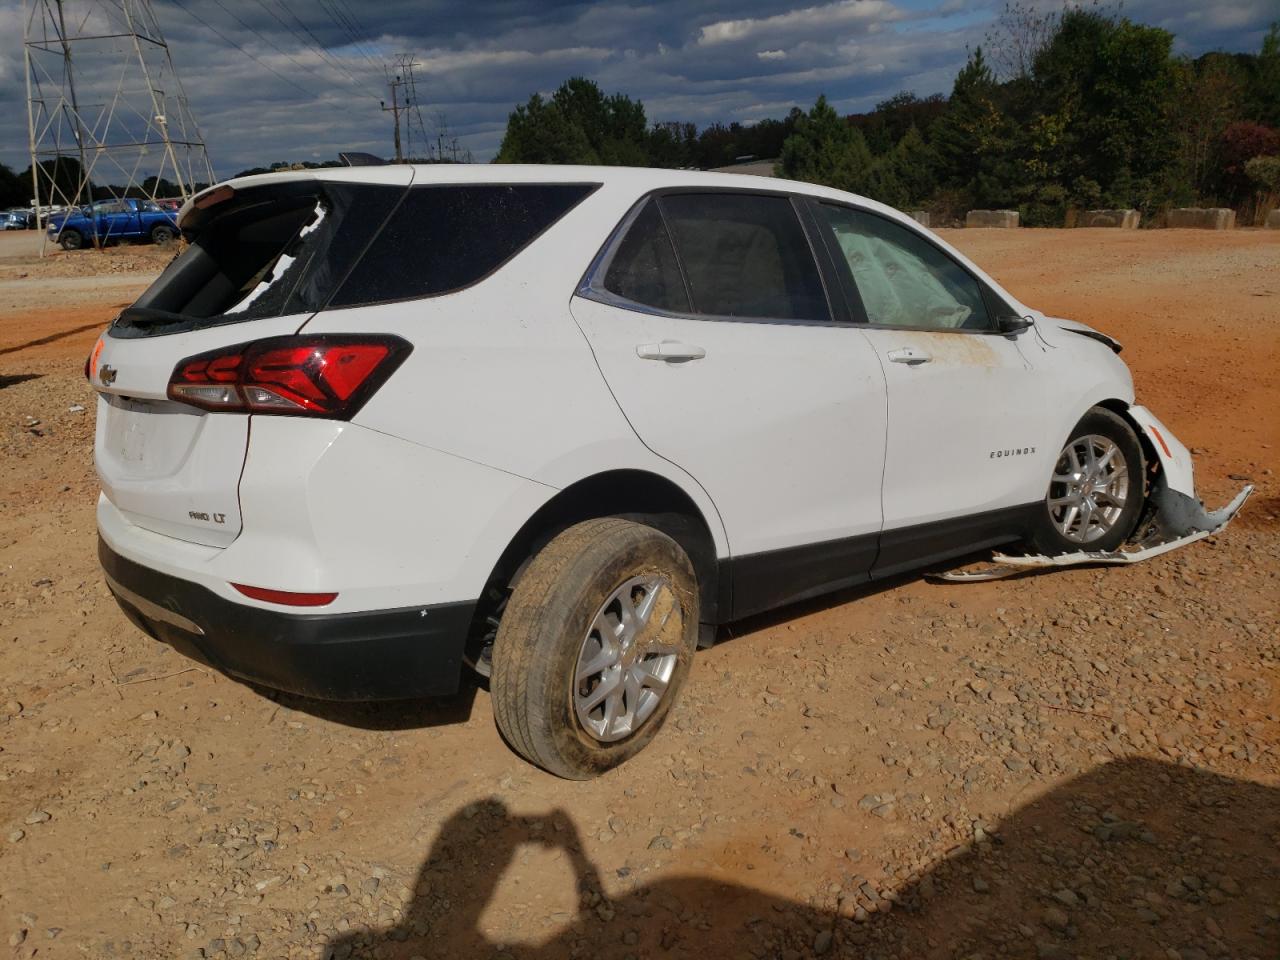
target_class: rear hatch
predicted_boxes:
[93,166,414,547]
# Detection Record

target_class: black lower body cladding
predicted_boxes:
[98,538,474,700]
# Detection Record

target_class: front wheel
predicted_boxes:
[489,518,699,779]
[58,230,84,250]
[1028,407,1146,554]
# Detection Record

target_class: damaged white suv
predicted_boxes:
[91,165,1248,778]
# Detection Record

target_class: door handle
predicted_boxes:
[636,341,706,362]
[887,347,932,365]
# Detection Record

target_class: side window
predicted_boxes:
[331,183,597,308]
[659,193,829,322]
[601,200,690,313]
[818,204,993,331]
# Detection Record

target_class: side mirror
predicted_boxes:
[997,314,1033,337]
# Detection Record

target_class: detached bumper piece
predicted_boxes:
[933,484,1252,582]
[932,403,1252,583]
[99,538,474,700]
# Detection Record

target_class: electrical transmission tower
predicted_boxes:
[24,0,214,247]
[381,54,429,163]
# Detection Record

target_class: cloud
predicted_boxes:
[697,0,901,45]
[0,0,1271,178]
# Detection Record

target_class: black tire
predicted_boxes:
[150,224,176,245]
[489,518,699,779]
[58,230,84,250]
[1028,407,1146,554]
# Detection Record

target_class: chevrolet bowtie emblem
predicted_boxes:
[99,364,118,385]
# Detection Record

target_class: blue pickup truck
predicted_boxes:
[47,198,179,250]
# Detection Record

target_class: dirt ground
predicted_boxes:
[0,228,1277,960]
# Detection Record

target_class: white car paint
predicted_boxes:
[92,163,1188,696]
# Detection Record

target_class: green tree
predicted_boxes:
[21,157,94,207]
[0,162,29,209]
[1245,23,1280,126]
[495,92,596,164]
[776,95,873,193]
[494,78,650,165]
[1030,10,1183,215]
[1174,54,1247,199]
[647,121,698,168]
[888,126,939,206]
[931,47,1018,208]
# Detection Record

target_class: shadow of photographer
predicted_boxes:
[325,757,1279,960]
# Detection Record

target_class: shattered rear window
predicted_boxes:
[116,182,403,336]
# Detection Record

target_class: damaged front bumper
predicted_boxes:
[935,405,1253,582]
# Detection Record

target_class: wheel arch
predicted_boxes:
[1091,397,1159,485]
[482,468,723,625]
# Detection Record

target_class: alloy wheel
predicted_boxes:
[573,574,681,742]
[1047,434,1130,544]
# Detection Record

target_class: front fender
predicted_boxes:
[1125,405,1195,498]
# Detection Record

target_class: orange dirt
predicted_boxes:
[0,230,1277,960]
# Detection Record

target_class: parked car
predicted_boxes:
[1,211,30,230]
[89,165,1239,778]
[47,197,179,249]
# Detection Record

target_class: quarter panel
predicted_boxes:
[215,418,557,612]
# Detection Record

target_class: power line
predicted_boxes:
[317,0,380,71]
[166,0,317,99]
[271,0,377,94]
[333,0,383,67]
[220,0,380,101]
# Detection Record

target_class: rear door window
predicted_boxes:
[329,183,598,307]
[657,193,829,322]
[599,200,690,313]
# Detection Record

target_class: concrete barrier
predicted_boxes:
[1079,209,1140,228]
[909,210,931,227]
[1167,207,1235,229]
[965,209,1019,228]
[1266,209,1280,229]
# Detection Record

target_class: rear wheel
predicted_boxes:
[150,224,176,245]
[489,518,699,779]
[1028,408,1145,554]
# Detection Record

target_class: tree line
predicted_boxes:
[4,5,1275,225]
[495,6,1280,225]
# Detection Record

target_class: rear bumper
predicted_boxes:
[99,538,475,700]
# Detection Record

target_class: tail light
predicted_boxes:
[168,335,410,418]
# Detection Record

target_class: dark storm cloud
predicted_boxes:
[1,0,1273,181]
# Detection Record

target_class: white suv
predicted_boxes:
[92,164,1217,778]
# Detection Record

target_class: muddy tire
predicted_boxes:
[150,224,177,245]
[1028,407,1146,554]
[489,518,699,779]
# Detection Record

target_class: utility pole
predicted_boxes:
[381,56,422,163]
[381,71,405,163]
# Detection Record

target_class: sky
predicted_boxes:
[0,0,1275,183]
